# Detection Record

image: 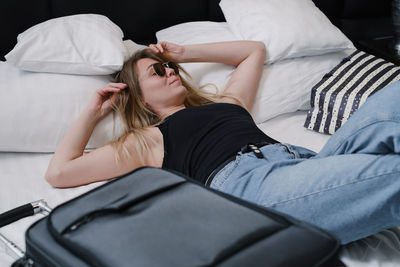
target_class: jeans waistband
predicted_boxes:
[204,141,274,187]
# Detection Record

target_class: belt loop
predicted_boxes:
[241,143,265,159]
[250,144,264,159]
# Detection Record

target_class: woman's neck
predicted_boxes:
[159,104,186,120]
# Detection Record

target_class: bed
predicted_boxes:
[1,0,400,266]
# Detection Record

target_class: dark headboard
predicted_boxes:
[1,0,224,60]
[314,0,393,42]
[1,0,394,60]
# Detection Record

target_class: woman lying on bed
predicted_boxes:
[45,40,400,245]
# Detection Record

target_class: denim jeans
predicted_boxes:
[210,80,400,244]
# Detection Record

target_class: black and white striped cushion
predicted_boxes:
[304,50,400,134]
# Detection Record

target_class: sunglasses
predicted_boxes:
[151,62,180,76]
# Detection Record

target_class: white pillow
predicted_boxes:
[181,50,355,124]
[156,21,355,123]
[156,21,238,45]
[0,61,123,152]
[219,0,354,63]
[5,14,128,75]
[252,50,356,123]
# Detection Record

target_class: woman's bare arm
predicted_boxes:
[150,41,267,111]
[45,83,143,188]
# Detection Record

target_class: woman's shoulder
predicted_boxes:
[123,127,164,167]
[124,126,163,144]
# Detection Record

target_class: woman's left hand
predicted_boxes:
[148,42,185,62]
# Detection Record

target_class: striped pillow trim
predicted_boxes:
[304,50,400,134]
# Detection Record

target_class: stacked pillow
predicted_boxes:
[158,0,396,135]
[0,61,118,152]
[5,14,130,75]
[156,21,353,124]
[2,14,144,152]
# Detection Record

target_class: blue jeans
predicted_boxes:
[210,81,400,244]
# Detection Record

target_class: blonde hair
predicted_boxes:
[111,48,222,163]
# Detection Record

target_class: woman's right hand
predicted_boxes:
[88,82,128,120]
[148,42,185,62]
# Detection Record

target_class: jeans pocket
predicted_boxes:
[281,143,317,159]
[210,154,242,190]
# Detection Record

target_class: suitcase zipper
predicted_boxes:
[61,182,186,235]
[64,210,116,234]
[68,216,91,232]
[65,214,97,234]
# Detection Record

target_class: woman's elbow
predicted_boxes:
[248,41,266,63]
[45,168,64,188]
[255,41,266,51]
[255,41,266,57]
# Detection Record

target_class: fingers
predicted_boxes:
[149,43,165,53]
[97,83,127,96]
[101,83,127,91]
[148,42,184,62]
[109,90,120,103]
[107,82,128,89]
[149,44,159,53]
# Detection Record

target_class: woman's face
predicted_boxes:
[136,58,186,113]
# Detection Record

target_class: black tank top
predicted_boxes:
[157,103,278,184]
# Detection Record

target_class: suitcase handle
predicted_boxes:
[0,200,52,228]
[0,204,33,228]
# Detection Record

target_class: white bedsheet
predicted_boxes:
[258,111,330,153]
[1,111,400,266]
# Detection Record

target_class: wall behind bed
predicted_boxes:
[1,0,394,60]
